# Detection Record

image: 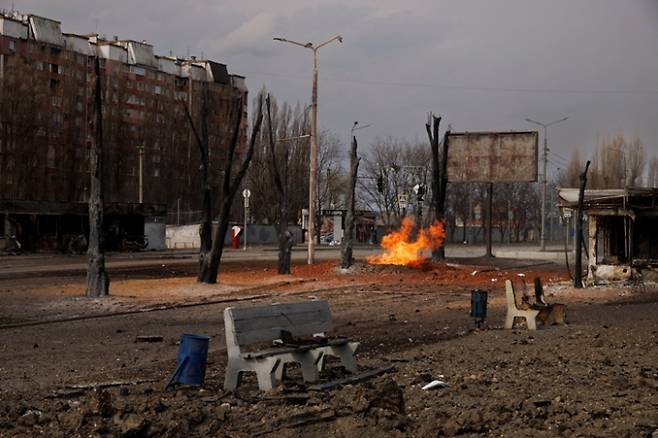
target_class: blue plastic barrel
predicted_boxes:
[173,333,210,385]
[470,289,488,322]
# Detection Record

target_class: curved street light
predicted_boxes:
[524,116,569,251]
[274,35,343,264]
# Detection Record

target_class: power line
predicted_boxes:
[547,159,564,169]
[549,151,571,162]
[242,70,658,96]
[548,153,569,165]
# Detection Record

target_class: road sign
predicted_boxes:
[398,194,409,208]
[242,188,251,198]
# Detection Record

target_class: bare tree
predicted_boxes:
[86,56,109,297]
[265,94,294,274]
[559,148,583,188]
[425,114,448,260]
[341,136,360,268]
[648,156,658,188]
[180,85,240,276]
[359,137,429,226]
[625,136,645,187]
[248,97,310,225]
[589,134,646,189]
[198,95,263,284]
[446,182,472,243]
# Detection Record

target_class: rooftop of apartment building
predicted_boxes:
[0,9,246,90]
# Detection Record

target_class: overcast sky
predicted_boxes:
[7,0,658,174]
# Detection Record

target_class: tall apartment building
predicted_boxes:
[0,11,248,250]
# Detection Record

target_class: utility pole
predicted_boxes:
[242,189,251,251]
[138,145,145,203]
[274,35,343,264]
[524,116,568,251]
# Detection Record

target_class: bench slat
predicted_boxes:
[233,310,331,332]
[241,338,350,360]
[228,301,334,345]
[230,301,330,320]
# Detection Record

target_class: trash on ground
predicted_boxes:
[422,380,449,390]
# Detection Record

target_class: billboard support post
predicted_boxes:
[445,131,539,257]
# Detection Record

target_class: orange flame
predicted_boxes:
[367,217,445,266]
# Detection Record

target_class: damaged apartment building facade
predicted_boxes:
[0,12,247,251]
[558,188,658,284]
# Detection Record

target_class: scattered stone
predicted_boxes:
[217,403,231,421]
[96,389,114,418]
[135,336,164,343]
[117,414,148,436]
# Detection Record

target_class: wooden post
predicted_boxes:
[574,160,591,288]
[86,55,109,298]
[341,136,360,269]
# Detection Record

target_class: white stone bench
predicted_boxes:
[223,300,359,391]
[504,280,540,330]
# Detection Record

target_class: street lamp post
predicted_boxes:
[351,121,372,137]
[524,116,568,251]
[137,145,145,203]
[274,35,343,264]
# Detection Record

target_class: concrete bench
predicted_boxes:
[504,280,540,330]
[223,300,359,391]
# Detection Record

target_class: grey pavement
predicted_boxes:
[0,243,568,278]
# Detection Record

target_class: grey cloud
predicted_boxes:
[11,0,658,168]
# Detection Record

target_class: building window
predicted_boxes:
[8,40,16,52]
[47,145,56,168]
[52,96,62,107]
[154,85,162,94]
[35,61,44,71]
[130,66,145,76]
[127,95,145,106]
[153,168,160,177]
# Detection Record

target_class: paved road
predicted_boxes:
[0,243,567,279]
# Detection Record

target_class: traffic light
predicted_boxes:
[377,174,384,193]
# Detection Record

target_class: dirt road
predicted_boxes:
[0,257,656,437]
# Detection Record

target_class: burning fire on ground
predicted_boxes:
[367,217,445,267]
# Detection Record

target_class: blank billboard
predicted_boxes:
[446,131,539,183]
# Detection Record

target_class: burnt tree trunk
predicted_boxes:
[341,136,360,269]
[574,160,591,288]
[182,86,214,273]
[426,114,449,260]
[86,55,109,297]
[265,95,293,274]
[198,96,264,284]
